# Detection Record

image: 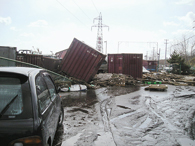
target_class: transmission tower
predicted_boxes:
[91,12,109,53]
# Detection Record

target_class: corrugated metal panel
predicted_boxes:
[42,57,61,73]
[16,54,43,67]
[123,54,142,78]
[143,60,157,71]
[60,38,106,82]
[108,54,143,79]
[108,54,123,74]
[143,60,148,66]
[0,46,17,66]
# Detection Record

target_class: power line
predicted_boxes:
[170,35,195,47]
[56,0,88,28]
[117,41,158,54]
[91,0,99,14]
[72,0,92,22]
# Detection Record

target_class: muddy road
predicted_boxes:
[53,85,195,146]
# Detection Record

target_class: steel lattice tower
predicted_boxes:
[91,12,109,53]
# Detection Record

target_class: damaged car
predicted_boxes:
[0,67,64,146]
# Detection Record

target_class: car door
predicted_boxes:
[43,73,61,132]
[35,73,54,145]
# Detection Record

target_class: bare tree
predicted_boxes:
[171,35,195,66]
[191,40,195,57]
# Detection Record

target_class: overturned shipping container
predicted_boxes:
[60,38,106,82]
[108,54,143,79]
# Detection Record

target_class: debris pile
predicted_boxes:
[56,72,195,92]
[91,73,137,87]
[142,72,195,86]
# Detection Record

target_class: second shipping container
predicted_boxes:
[108,54,143,79]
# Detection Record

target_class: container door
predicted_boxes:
[116,55,123,74]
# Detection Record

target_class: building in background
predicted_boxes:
[0,46,17,66]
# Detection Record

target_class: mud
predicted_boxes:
[53,85,195,146]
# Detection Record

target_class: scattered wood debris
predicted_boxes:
[91,73,136,87]
[142,72,195,86]
[145,84,168,91]
[56,72,195,91]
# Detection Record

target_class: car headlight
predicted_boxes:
[9,136,42,146]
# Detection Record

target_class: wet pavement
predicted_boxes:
[53,85,195,146]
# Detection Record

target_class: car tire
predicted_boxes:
[58,107,64,127]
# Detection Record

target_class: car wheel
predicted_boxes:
[58,107,64,126]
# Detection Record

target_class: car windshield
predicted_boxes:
[0,74,32,119]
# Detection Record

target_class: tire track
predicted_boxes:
[144,96,192,145]
[100,98,117,146]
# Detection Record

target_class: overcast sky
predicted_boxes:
[0,0,195,59]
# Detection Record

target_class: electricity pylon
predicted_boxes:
[91,12,109,53]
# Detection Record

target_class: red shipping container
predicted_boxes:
[108,54,143,79]
[143,60,157,71]
[60,38,106,82]
[16,54,43,67]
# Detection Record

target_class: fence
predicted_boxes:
[0,56,71,84]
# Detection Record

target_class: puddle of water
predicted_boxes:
[60,90,98,107]
[60,85,139,107]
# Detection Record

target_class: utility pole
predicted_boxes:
[164,39,168,69]
[157,48,160,72]
[147,51,148,60]
[153,47,155,60]
[91,12,109,53]
[104,41,107,55]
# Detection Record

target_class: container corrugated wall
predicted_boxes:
[0,46,17,66]
[108,54,143,79]
[60,38,106,82]
[42,57,61,73]
[143,60,157,71]
[16,54,43,67]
